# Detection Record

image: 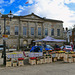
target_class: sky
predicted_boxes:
[0,0,75,28]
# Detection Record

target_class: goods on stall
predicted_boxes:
[18,58,24,66]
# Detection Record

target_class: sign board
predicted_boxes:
[7,52,23,58]
[2,35,8,38]
[29,52,43,57]
[2,35,8,40]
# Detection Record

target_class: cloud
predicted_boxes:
[9,0,15,4]
[0,8,5,13]
[14,0,75,28]
[0,0,4,4]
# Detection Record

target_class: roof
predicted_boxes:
[1,13,63,23]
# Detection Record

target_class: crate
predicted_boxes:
[37,60,40,64]
[57,57,60,60]
[52,57,57,62]
[29,59,36,65]
[73,58,75,62]
[18,60,24,66]
[64,58,68,62]
[56,53,58,57]
[68,54,72,57]
[60,57,64,61]
[6,61,12,67]
[68,57,73,63]
[13,62,17,67]
[64,54,68,58]
[42,58,45,64]
[60,53,64,57]
[40,59,43,64]
[48,57,52,63]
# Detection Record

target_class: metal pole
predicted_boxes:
[3,18,6,65]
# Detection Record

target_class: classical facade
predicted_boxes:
[0,13,63,48]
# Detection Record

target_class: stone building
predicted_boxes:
[70,28,75,45]
[0,13,63,48]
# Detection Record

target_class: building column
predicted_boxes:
[27,21,29,37]
[35,22,37,38]
[42,22,44,38]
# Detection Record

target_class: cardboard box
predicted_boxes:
[6,61,12,67]
[18,60,24,66]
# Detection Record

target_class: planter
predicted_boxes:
[13,62,17,67]
[52,57,57,62]
[18,60,24,66]
[6,61,12,67]
[29,59,36,65]
[68,57,73,63]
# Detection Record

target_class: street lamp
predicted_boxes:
[0,11,13,65]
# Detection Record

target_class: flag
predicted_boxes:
[25,1,29,4]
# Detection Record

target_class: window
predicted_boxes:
[6,26,10,35]
[45,28,48,36]
[51,29,54,36]
[57,29,60,36]
[38,27,41,35]
[74,36,75,41]
[0,26,1,34]
[15,26,19,35]
[74,32,75,35]
[31,27,34,35]
[23,27,27,35]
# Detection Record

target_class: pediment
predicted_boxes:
[22,13,43,20]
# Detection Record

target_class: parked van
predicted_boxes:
[0,44,4,50]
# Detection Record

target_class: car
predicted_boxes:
[54,44,61,51]
[0,44,4,51]
[43,44,54,51]
[63,45,73,52]
[30,46,43,52]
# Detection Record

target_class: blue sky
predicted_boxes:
[0,0,75,28]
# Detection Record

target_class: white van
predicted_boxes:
[0,44,4,50]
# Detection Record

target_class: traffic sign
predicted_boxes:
[2,35,8,38]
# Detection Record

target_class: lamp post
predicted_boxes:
[0,11,13,65]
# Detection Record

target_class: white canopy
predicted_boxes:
[33,36,66,42]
